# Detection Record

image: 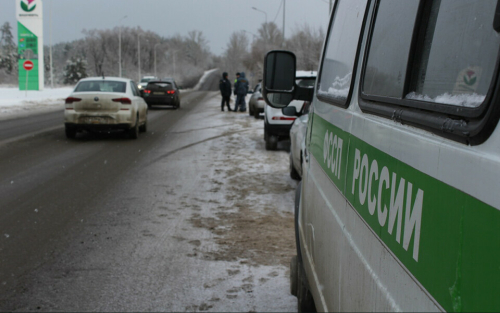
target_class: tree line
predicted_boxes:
[0,21,324,88]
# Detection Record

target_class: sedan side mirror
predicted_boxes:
[282,106,299,117]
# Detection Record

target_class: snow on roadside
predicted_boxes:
[194,68,220,90]
[0,86,74,120]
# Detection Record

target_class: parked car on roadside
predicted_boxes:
[248,83,265,118]
[64,77,148,139]
[142,80,180,109]
[286,102,310,180]
[264,71,316,150]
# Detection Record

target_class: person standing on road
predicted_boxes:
[233,72,249,112]
[219,72,232,111]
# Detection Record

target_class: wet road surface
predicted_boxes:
[0,84,297,311]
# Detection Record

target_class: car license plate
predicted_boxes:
[153,92,164,95]
[84,117,104,124]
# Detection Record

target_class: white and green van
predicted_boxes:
[263,0,500,311]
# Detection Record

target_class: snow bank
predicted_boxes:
[193,68,219,90]
[0,86,74,119]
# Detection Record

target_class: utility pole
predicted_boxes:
[118,16,127,77]
[154,43,160,78]
[137,33,141,82]
[49,0,53,88]
[282,0,286,47]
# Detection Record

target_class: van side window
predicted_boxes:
[317,0,368,107]
[360,0,500,144]
[408,0,500,107]
[363,1,420,98]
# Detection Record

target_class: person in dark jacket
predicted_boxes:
[219,72,232,111]
[233,72,249,112]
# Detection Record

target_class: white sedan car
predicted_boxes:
[64,77,148,139]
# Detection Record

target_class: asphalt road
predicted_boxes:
[0,72,297,312]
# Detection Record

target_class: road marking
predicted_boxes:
[0,125,62,147]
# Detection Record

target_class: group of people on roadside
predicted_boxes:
[219,72,249,112]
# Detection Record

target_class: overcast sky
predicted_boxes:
[1,0,331,55]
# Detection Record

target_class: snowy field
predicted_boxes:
[0,86,74,120]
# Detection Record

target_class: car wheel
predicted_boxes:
[254,108,260,119]
[249,105,253,116]
[290,255,298,297]
[265,135,278,151]
[139,118,147,133]
[290,153,301,180]
[297,258,317,312]
[65,125,76,139]
[129,116,139,139]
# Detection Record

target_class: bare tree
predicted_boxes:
[222,31,249,79]
[285,24,325,71]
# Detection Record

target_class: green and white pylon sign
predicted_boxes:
[17,0,44,91]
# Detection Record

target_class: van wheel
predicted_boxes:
[290,255,298,297]
[254,108,260,119]
[265,135,278,151]
[290,153,301,180]
[65,125,76,139]
[297,258,317,312]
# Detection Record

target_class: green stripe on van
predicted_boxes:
[309,113,500,312]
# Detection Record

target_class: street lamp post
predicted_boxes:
[154,43,160,78]
[118,15,127,77]
[252,7,268,24]
[49,0,53,88]
[282,0,286,47]
[137,33,142,82]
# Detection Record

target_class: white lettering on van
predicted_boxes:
[323,130,343,180]
[351,148,424,262]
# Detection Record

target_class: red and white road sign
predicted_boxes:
[23,60,34,71]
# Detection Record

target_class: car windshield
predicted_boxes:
[74,81,127,93]
[140,78,155,83]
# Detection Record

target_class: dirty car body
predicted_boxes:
[64,77,148,138]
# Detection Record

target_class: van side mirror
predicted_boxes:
[263,51,297,108]
[494,0,500,32]
[262,50,315,108]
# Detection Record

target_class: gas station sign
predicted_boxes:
[17,0,44,91]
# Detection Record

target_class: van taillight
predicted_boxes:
[65,97,81,104]
[112,98,132,104]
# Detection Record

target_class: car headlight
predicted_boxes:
[138,85,142,89]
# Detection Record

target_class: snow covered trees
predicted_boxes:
[0,22,18,76]
[63,57,88,85]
